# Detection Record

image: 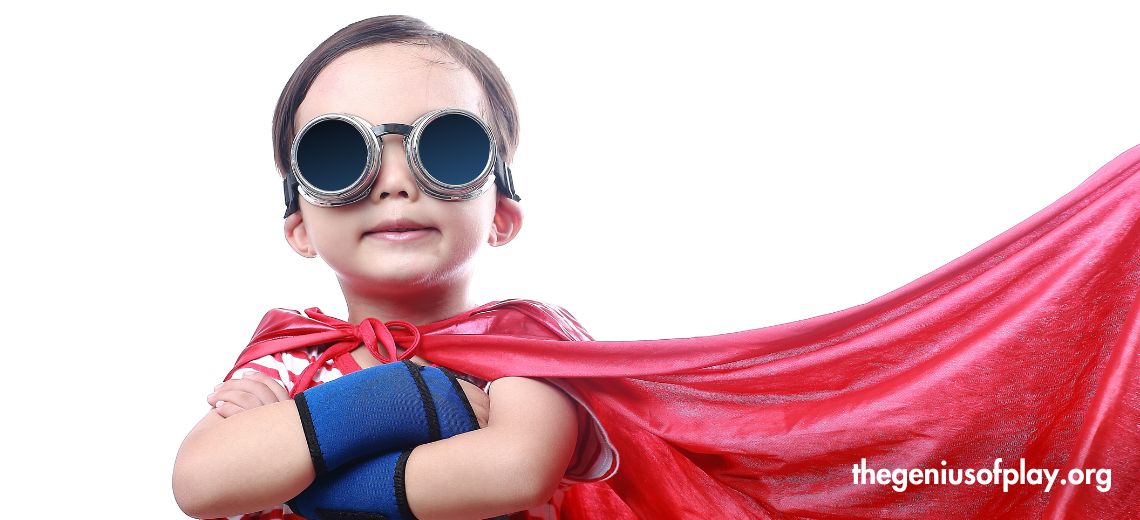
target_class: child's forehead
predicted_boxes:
[296,44,486,128]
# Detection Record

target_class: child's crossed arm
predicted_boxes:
[173,364,578,519]
[205,369,488,429]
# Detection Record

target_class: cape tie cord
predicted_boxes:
[287,309,423,395]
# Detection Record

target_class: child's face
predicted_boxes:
[284,43,520,297]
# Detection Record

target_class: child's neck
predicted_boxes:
[342,285,481,326]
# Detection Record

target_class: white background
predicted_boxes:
[1,1,1137,517]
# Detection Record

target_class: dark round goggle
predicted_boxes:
[283,108,520,217]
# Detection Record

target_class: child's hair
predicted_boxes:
[270,15,520,181]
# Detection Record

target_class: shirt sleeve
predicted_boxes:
[228,352,293,392]
[227,344,351,395]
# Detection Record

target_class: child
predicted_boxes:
[173,14,621,520]
[174,13,1140,520]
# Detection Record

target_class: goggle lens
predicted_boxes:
[296,118,370,193]
[418,112,493,187]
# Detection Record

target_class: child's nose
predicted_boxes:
[369,133,420,202]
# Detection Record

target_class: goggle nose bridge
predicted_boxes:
[372,123,414,137]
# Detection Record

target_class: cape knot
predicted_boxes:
[284,308,428,395]
[355,317,423,363]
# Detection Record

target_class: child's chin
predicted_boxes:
[349,268,441,290]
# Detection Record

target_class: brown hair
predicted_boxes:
[270,15,520,182]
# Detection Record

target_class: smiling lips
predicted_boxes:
[364,217,436,242]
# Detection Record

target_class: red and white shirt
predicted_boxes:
[214,299,618,520]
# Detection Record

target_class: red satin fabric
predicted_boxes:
[228,144,1140,518]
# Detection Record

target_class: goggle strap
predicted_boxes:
[495,163,521,202]
[283,174,301,218]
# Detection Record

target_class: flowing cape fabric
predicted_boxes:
[230,144,1140,519]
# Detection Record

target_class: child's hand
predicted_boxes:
[207,371,290,418]
[455,378,489,429]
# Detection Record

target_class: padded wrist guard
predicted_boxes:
[294,360,480,474]
[288,448,508,520]
[288,449,417,520]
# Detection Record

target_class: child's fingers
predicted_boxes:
[238,371,291,402]
[455,379,490,429]
[211,376,282,407]
[212,401,245,419]
[208,388,265,411]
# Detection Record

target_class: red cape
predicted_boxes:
[228,144,1140,518]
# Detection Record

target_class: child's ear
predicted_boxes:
[284,211,318,258]
[488,194,523,247]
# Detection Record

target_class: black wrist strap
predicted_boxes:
[394,449,418,520]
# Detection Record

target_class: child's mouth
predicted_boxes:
[365,217,437,241]
[364,228,436,242]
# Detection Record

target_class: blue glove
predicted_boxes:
[294,360,480,475]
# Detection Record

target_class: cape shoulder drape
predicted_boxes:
[226,144,1140,519]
